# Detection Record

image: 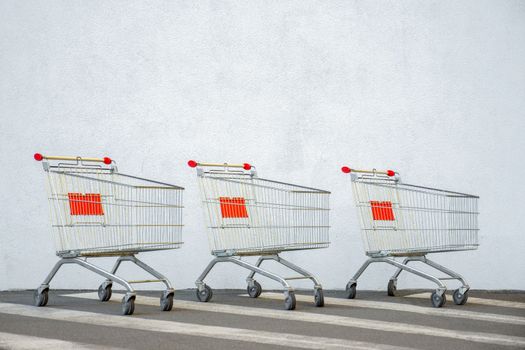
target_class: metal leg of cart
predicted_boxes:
[98,254,175,312]
[387,256,470,306]
[34,257,137,315]
[195,256,300,310]
[245,254,324,307]
[346,257,450,308]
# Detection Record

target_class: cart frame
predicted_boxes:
[341,166,479,308]
[189,160,330,310]
[33,154,184,315]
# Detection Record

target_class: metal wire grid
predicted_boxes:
[351,175,479,256]
[197,171,330,256]
[45,165,184,256]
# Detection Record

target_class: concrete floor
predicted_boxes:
[0,289,524,349]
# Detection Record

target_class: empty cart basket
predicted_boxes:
[189,160,330,310]
[33,154,184,315]
[341,166,479,307]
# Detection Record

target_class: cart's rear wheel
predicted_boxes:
[430,291,446,308]
[122,295,135,315]
[160,291,174,311]
[284,291,296,310]
[387,279,397,297]
[247,281,262,298]
[346,282,357,299]
[453,289,468,305]
[314,288,324,307]
[196,285,213,302]
[34,288,48,307]
[98,283,112,302]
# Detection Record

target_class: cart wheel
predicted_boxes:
[430,291,446,308]
[453,289,468,305]
[34,288,48,307]
[247,281,262,298]
[387,279,397,297]
[346,282,357,299]
[314,288,324,307]
[196,285,213,302]
[98,283,112,302]
[284,291,296,310]
[122,295,135,315]
[160,291,174,311]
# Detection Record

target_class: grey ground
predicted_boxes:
[0,289,524,350]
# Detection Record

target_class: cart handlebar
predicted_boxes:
[341,166,395,177]
[34,153,112,165]
[188,160,252,170]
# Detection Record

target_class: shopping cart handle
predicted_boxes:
[188,160,252,170]
[34,153,112,164]
[341,166,395,177]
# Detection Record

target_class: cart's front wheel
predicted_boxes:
[98,283,112,302]
[34,288,48,307]
[314,288,324,307]
[196,285,213,302]
[346,282,357,299]
[387,279,397,297]
[453,289,468,305]
[430,291,446,308]
[284,291,296,310]
[247,281,262,298]
[122,295,135,315]
[160,291,174,311]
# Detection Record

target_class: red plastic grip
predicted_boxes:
[103,157,112,165]
[243,163,252,170]
[34,153,43,161]
[387,170,395,177]
[188,160,198,168]
[341,166,351,173]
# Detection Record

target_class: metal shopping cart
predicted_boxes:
[189,160,330,310]
[33,154,184,315]
[341,166,479,308]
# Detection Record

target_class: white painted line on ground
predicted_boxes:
[64,292,525,348]
[406,293,525,309]
[0,302,414,350]
[257,292,525,326]
[0,331,121,350]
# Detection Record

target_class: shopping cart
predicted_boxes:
[341,166,479,307]
[189,160,330,310]
[33,154,184,315]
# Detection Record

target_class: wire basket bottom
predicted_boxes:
[366,244,479,257]
[57,242,184,257]
[212,242,329,257]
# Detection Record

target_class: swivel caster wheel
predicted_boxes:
[387,279,397,297]
[98,283,112,302]
[346,282,357,299]
[284,291,296,310]
[196,285,213,302]
[430,291,446,308]
[160,290,174,311]
[314,288,324,307]
[34,288,49,307]
[122,295,135,316]
[453,289,468,305]
[247,281,262,298]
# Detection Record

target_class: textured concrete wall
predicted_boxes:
[1,1,524,291]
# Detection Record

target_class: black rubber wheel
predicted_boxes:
[160,292,174,311]
[430,291,446,308]
[284,291,296,310]
[34,289,48,307]
[314,289,324,307]
[196,285,213,302]
[247,281,262,298]
[346,282,357,299]
[122,296,135,315]
[98,283,112,302]
[387,279,397,297]
[453,289,468,305]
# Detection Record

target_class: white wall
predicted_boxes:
[1,1,524,292]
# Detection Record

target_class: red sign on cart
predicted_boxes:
[370,201,395,221]
[219,197,249,218]
[68,193,104,216]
